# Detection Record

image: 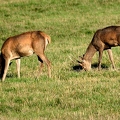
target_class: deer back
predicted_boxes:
[1,31,51,60]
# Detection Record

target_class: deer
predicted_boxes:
[79,26,120,71]
[0,31,51,82]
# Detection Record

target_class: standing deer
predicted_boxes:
[79,26,120,71]
[0,31,51,81]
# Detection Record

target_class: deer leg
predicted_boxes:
[37,54,51,78]
[2,58,10,82]
[16,59,20,78]
[37,56,44,76]
[98,50,103,70]
[39,62,44,75]
[0,56,5,79]
[107,49,116,69]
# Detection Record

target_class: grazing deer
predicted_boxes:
[79,26,120,71]
[0,31,51,81]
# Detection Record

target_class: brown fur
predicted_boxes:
[0,31,51,81]
[80,26,120,70]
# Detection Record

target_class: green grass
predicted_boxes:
[0,0,120,119]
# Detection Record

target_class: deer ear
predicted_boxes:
[79,63,83,67]
[77,60,81,63]
[79,56,83,60]
[77,60,83,67]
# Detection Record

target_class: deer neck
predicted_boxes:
[83,43,97,62]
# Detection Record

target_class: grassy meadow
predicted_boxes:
[0,0,120,119]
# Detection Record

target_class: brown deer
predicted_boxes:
[79,26,120,71]
[0,31,51,81]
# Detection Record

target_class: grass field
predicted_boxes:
[0,0,120,120]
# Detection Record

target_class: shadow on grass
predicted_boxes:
[91,62,109,69]
[72,62,109,72]
[72,65,82,72]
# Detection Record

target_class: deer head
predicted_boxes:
[79,56,91,71]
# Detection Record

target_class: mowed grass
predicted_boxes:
[0,0,120,120]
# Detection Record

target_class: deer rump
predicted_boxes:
[0,31,51,81]
[79,26,120,71]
